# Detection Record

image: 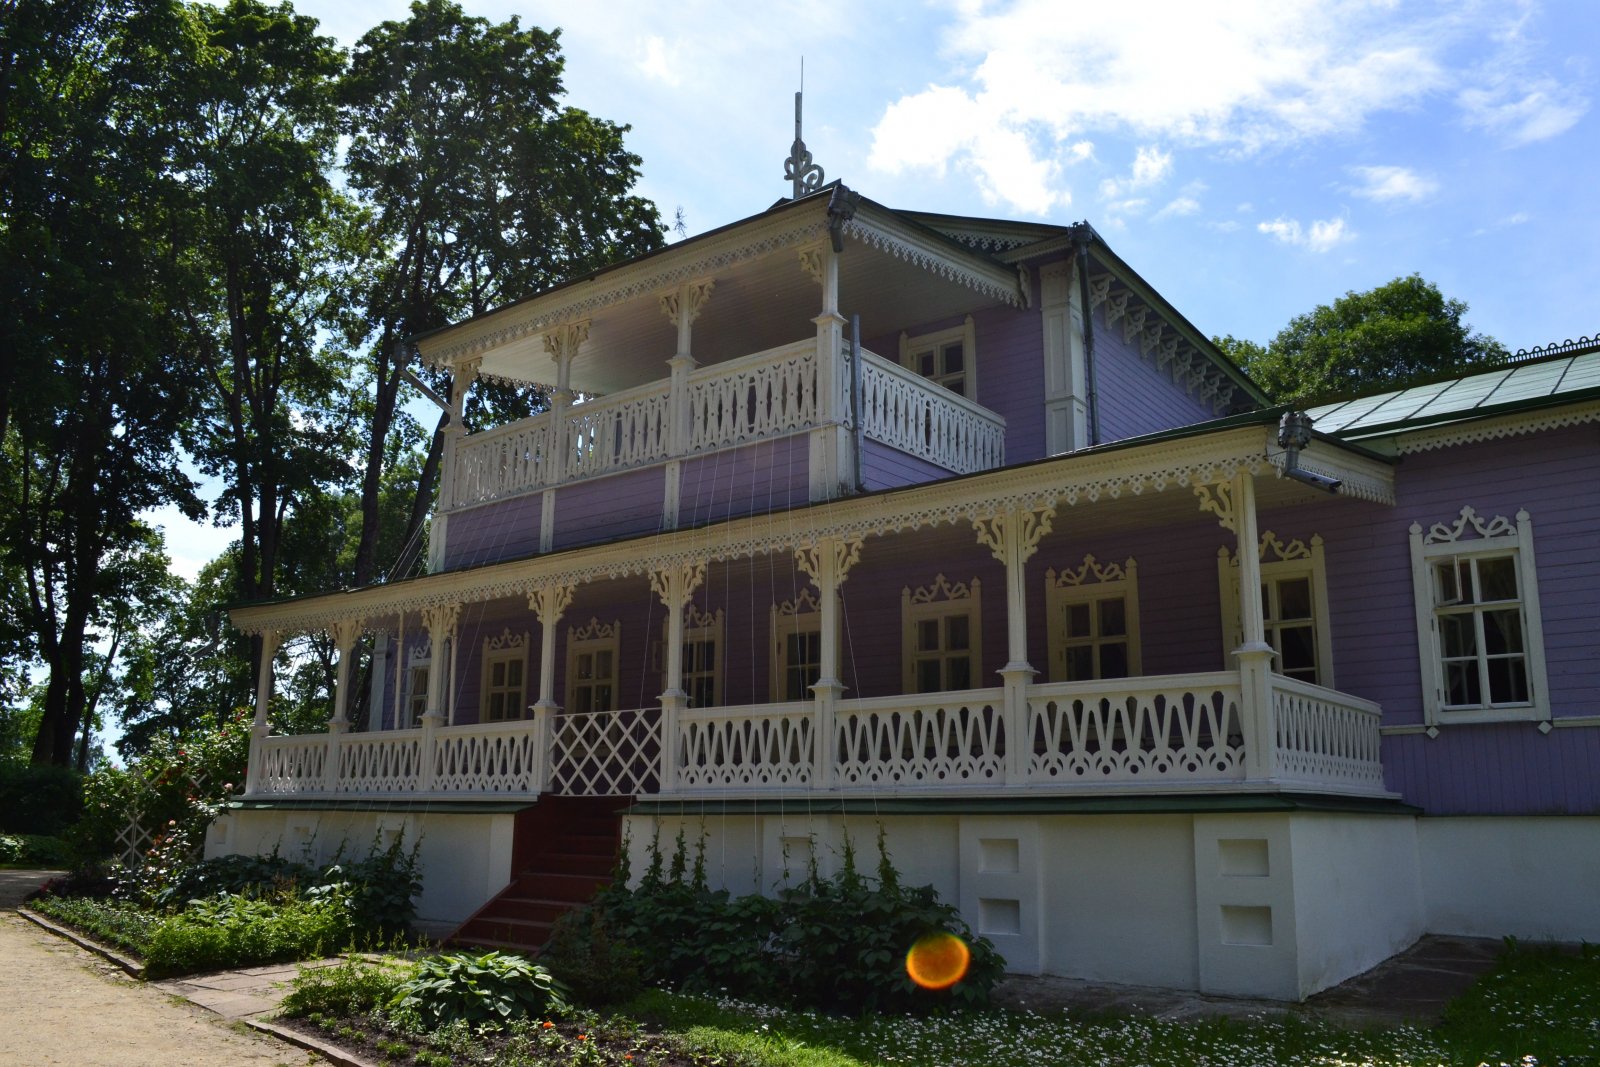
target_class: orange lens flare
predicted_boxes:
[905,932,971,991]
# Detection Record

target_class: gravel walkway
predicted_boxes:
[0,869,322,1067]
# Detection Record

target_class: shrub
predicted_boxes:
[142,887,358,978]
[0,833,78,868]
[390,951,568,1033]
[149,850,312,909]
[543,901,645,1006]
[0,763,84,836]
[280,953,412,1019]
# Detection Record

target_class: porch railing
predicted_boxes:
[244,672,1387,801]
[858,351,1006,475]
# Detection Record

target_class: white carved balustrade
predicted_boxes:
[858,351,1006,475]
[834,690,1008,788]
[451,418,553,507]
[335,730,423,794]
[1269,677,1386,792]
[430,720,546,794]
[565,381,672,481]
[686,340,818,452]
[1026,674,1247,786]
[254,735,328,795]
[673,702,816,791]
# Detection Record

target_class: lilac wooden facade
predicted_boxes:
[216,186,1600,999]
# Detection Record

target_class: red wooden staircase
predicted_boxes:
[447,795,623,954]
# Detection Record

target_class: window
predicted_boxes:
[1410,507,1548,724]
[902,575,983,693]
[1045,556,1141,682]
[402,662,429,729]
[566,618,621,715]
[771,588,826,702]
[480,629,529,722]
[900,316,976,399]
[675,607,724,708]
[1217,533,1333,686]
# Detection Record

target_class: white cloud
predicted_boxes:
[1258,215,1353,252]
[636,35,681,86]
[868,1,1587,213]
[1153,196,1201,220]
[1348,164,1439,202]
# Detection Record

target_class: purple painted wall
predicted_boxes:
[1093,305,1218,443]
[861,440,954,491]
[552,467,667,551]
[442,494,542,571]
[678,434,810,528]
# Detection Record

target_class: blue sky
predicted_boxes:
[156,0,1599,578]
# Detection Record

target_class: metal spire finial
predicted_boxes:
[784,61,825,199]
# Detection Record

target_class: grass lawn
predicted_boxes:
[274,942,1600,1067]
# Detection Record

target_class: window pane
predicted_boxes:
[942,343,964,376]
[1440,614,1477,658]
[1456,561,1477,603]
[507,660,523,686]
[917,619,940,652]
[1099,642,1129,679]
[917,659,943,693]
[491,662,505,686]
[1477,556,1519,602]
[1432,561,1459,605]
[1487,657,1529,704]
[1277,578,1312,620]
[1064,645,1093,681]
[947,655,971,690]
[918,351,935,376]
[944,375,966,397]
[1066,603,1090,638]
[1280,625,1316,672]
[947,614,970,651]
[596,650,613,676]
[1445,661,1481,706]
[1098,597,1126,637]
[594,684,613,713]
[1482,609,1524,655]
[576,652,593,680]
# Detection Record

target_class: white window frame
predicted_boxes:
[401,648,430,730]
[566,618,621,716]
[1409,507,1549,725]
[480,629,530,723]
[901,575,983,693]
[769,588,836,703]
[899,315,977,399]
[1218,533,1334,687]
[1044,555,1141,682]
[662,605,725,709]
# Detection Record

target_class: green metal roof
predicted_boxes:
[1307,346,1600,439]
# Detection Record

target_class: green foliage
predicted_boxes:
[0,763,84,835]
[543,899,645,1007]
[280,953,412,1019]
[390,951,569,1033]
[0,833,78,867]
[142,887,358,978]
[1217,275,1509,405]
[28,895,162,957]
[556,824,1004,1015]
[1439,941,1600,1065]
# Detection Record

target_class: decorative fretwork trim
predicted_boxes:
[483,628,529,652]
[1046,554,1134,587]
[528,582,575,625]
[541,319,590,363]
[1194,481,1237,532]
[658,279,715,327]
[1420,505,1520,545]
[906,574,979,605]
[649,561,707,609]
[797,244,826,285]
[839,215,1022,308]
[1387,401,1600,454]
[1260,531,1317,563]
[1086,272,1241,416]
[774,587,823,617]
[569,617,621,642]
[794,537,863,587]
[971,506,1055,565]
[684,605,723,631]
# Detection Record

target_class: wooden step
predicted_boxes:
[512,871,610,902]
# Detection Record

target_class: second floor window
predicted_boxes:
[900,316,977,399]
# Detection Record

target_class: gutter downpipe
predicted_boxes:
[1072,223,1101,446]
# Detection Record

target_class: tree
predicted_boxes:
[1216,275,1509,405]
[339,0,664,586]
[0,0,207,765]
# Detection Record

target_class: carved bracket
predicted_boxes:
[528,582,575,626]
[1194,481,1237,532]
[658,279,715,327]
[797,244,827,286]
[541,319,591,363]
[329,618,366,656]
[648,560,707,609]
[794,536,863,587]
[972,506,1056,565]
[420,604,460,641]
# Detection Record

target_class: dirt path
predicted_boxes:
[0,869,322,1067]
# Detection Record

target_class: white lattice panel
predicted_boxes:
[835,693,1007,786]
[255,736,327,794]
[1027,675,1246,783]
[1272,678,1386,790]
[676,704,815,789]
[336,731,423,794]
[859,352,1005,474]
[566,386,671,480]
[549,708,662,796]
[687,341,817,452]
[432,721,542,794]
[452,417,553,506]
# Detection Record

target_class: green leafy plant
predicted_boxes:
[0,832,77,867]
[390,950,569,1033]
[28,894,162,956]
[142,887,357,978]
[280,953,411,1019]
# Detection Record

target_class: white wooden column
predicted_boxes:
[429,358,480,572]
[247,629,280,794]
[803,245,851,501]
[1198,472,1275,781]
[973,506,1056,782]
[650,560,706,792]
[658,280,714,529]
[529,581,575,792]
[325,618,364,792]
[418,603,460,793]
[368,631,389,733]
[796,536,862,787]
